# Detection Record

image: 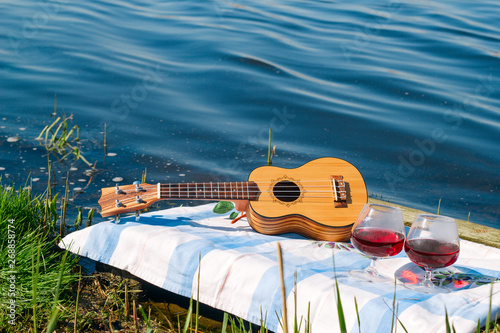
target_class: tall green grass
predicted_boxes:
[0,184,77,332]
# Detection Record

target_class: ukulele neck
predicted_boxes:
[158,181,260,201]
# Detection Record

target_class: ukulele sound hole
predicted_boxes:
[273,180,300,203]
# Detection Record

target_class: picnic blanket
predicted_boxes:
[59,203,500,333]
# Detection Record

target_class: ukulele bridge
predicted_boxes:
[331,175,347,208]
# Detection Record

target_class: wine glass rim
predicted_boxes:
[366,203,401,213]
[417,214,456,223]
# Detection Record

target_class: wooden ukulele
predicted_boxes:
[98,157,367,241]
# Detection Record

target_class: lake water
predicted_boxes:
[1,0,499,229]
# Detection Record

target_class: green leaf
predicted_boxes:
[229,211,239,219]
[335,277,347,333]
[182,296,193,333]
[88,208,94,220]
[267,128,272,166]
[445,308,454,333]
[50,193,58,217]
[139,305,151,328]
[74,207,83,230]
[213,201,235,214]
[221,313,229,333]
[333,253,347,333]
[354,297,361,333]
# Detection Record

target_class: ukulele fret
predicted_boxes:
[157,181,260,201]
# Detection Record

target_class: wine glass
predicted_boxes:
[349,203,405,283]
[404,214,460,293]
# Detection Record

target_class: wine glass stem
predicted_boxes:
[365,259,379,276]
[423,269,434,287]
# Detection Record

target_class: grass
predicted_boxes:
[0,184,77,332]
[36,95,94,168]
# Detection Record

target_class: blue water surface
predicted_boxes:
[0,0,499,228]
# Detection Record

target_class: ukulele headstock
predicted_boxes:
[98,182,159,218]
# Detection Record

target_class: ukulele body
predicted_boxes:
[247,157,367,242]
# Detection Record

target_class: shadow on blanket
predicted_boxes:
[395,262,500,291]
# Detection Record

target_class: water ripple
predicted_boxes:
[0,0,499,227]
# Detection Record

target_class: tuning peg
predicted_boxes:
[115,199,123,207]
[135,195,143,203]
[135,210,140,221]
[133,181,143,192]
[115,184,123,194]
[114,214,120,224]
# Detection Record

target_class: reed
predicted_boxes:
[332,251,347,333]
[0,183,77,332]
[104,122,108,160]
[277,242,289,333]
[60,171,70,237]
[267,128,275,166]
[87,208,95,227]
[74,206,83,231]
[73,267,82,333]
[37,96,93,168]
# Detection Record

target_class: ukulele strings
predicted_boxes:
[109,180,348,207]
[109,189,345,207]
[116,180,345,193]
[108,196,344,211]
[125,179,344,189]
[114,187,339,194]
[115,186,342,197]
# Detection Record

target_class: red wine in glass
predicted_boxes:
[404,239,459,269]
[351,228,405,258]
[349,203,405,283]
[403,214,460,293]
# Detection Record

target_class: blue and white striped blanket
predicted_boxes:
[59,203,500,333]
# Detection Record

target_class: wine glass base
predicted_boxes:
[403,283,451,294]
[348,269,393,283]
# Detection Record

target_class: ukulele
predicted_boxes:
[98,157,367,242]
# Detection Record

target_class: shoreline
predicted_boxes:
[368,198,500,249]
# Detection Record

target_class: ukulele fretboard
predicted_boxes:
[159,182,260,201]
